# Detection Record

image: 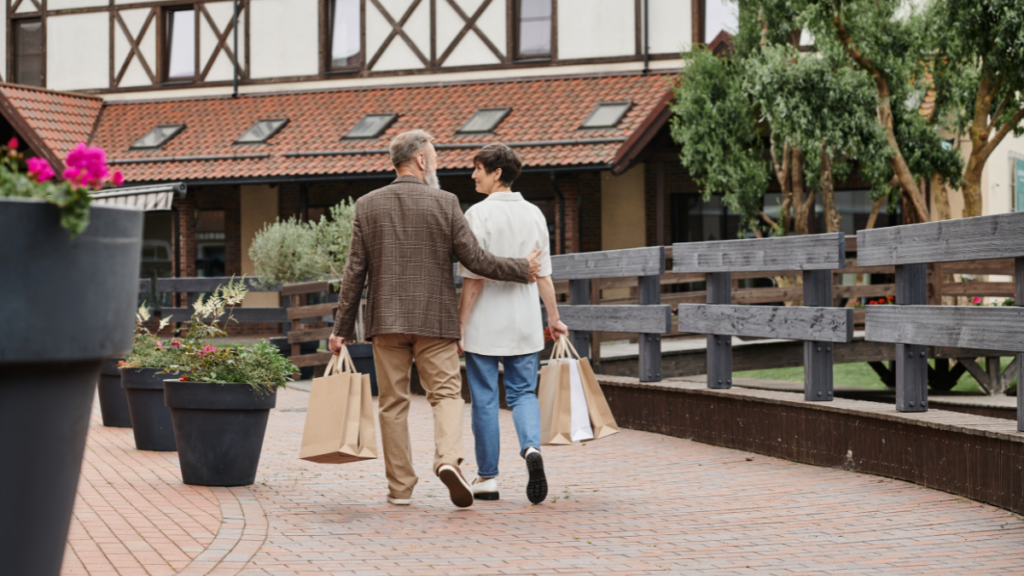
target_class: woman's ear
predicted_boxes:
[493,167,502,186]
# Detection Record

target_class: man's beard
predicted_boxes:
[424,161,440,189]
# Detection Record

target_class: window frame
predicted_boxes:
[130,124,187,150]
[457,107,512,135]
[513,0,555,62]
[342,113,398,140]
[234,118,290,145]
[10,15,45,87]
[580,101,633,130]
[161,5,198,84]
[325,0,364,73]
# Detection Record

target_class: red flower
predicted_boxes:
[179,375,188,381]
[7,137,18,150]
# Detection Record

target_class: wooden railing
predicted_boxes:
[670,233,854,401]
[858,212,1024,422]
[549,246,672,382]
[138,276,286,324]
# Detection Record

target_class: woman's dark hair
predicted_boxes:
[473,143,522,187]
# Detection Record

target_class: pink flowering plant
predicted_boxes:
[162,278,296,394]
[0,139,125,236]
[120,304,181,371]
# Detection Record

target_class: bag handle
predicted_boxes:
[325,346,358,376]
[560,335,582,360]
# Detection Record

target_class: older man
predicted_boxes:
[329,130,541,508]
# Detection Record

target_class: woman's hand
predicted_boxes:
[458,323,466,356]
[548,318,569,339]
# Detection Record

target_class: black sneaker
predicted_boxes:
[524,447,548,504]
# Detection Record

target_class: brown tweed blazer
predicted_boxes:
[333,175,530,341]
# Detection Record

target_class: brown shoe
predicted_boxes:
[437,464,474,508]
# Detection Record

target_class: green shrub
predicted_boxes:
[249,216,320,286]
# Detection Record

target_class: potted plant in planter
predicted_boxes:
[0,140,137,576]
[163,280,297,486]
[98,357,132,427]
[119,306,180,451]
[251,199,359,380]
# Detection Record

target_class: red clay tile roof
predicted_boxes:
[86,73,675,183]
[0,83,103,171]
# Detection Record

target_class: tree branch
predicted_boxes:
[759,210,781,232]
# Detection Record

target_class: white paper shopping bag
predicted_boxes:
[566,359,594,442]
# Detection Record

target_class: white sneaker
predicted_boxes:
[386,495,411,506]
[472,477,499,501]
[437,464,474,508]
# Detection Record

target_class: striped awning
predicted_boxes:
[90,182,186,211]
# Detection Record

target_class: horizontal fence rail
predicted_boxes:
[673,233,851,401]
[551,246,667,381]
[857,212,1024,266]
[672,233,846,273]
[859,211,1024,426]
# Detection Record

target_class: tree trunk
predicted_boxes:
[792,148,814,235]
[865,195,888,230]
[961,156,985,218]
[821,146,841,233]
[931,173,952,221]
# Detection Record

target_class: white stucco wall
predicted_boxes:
[647,0,691,55]
[113,8,157,88]
[48,0,108,9]
[369,0,431,72]
[47,13,109,90]
[439,0,505,68]
[249,0,319,79]
[982,131,1024,215]
[201,0,242,82]
[558,0,636,60]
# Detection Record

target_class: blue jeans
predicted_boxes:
[465,352,541,479]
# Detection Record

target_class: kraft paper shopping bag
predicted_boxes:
[299,347,378,463]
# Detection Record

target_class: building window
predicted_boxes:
[13,19,44,87]
[581,102,632,129]
[515,0,552,60]
[165,8,196,81]
[235,119,289,144]
[457,108,512,134]
[195,210,226,278]
[131,124,186,150]
[329,0,362,70]
[343,114,398,139]
[704,0,738,45]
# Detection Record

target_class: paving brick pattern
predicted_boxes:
[64,387,1024,575]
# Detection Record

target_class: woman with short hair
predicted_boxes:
[458,143,569,505]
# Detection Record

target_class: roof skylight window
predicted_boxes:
[343,114,398,139]
[581,102,632,129]
[235,118,289,144]
[130,124,185,149]
[457,108,511,134]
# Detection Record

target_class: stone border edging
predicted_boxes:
[176,486,268,575]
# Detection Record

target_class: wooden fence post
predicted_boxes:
[1017,257,1023,432]
[707,272,732,389]
[895,263,928,412]
[638,274,661,382]
[803,270,834,401]
[569,278,591,360]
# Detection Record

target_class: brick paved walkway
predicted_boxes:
[62,387,1024,575]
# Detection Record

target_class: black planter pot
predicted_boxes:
[348,343,378,396]
[164,380,277,486]
[122,368,178,451]
[0,199,142,576]
[98,358,132,427]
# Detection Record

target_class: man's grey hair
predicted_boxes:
[389,130,434,169]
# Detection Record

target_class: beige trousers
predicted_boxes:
[371,333,464,499]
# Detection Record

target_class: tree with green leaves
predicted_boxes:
[929,0,1024,218]
[803,0,968,223]
[670,48,770,235]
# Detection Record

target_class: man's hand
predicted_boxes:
[329,334,346,355]
[525,249,543,283]
[548,318,569,339]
